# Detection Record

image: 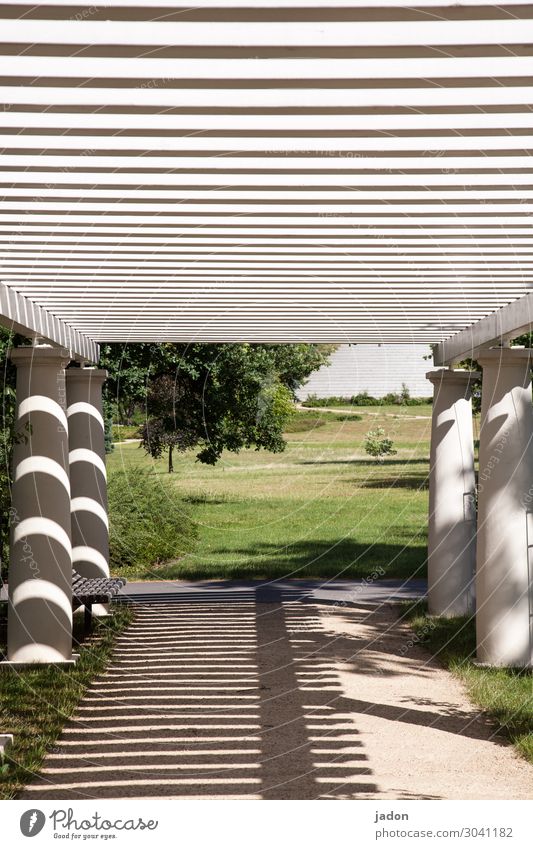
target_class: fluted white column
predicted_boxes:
[476,348,533,668]
[6,345,74,665]
[426,369,478,617]
[66,368,110,585]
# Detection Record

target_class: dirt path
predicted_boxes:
[21,588,533,800]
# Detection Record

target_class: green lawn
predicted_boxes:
[108,406,432,581]
[402,602,533,765]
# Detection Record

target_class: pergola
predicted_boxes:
[0,0,532,669]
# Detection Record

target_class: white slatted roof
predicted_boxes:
[1,0,533,352]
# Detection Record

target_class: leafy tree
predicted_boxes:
[101,342,331,471]
[140,374,200,473]
[100,342,179,424]
[363,427,397,462]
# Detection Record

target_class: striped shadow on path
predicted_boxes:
[21,581,532,801]
[22,586,377,800]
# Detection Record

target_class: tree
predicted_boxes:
[101,342,332,471]
[99,342,180,424]
[140,374,200,473]
[363,427,397,462]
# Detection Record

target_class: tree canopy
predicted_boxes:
[100,342,334,470]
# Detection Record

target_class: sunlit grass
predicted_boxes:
[109,406,431,581]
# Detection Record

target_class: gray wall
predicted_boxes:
[297,344,432,400]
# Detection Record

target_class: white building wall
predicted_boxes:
[297,344,432,400]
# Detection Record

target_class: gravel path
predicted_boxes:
[21,584,533,800]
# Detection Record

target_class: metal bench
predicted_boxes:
[72,569,126,631]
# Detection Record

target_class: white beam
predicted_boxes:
[4,57,533,80]
[2,155,533,171]
[434,293,533,364]
[2,216,533,226]
[4,259,533,270]
[6,247,533,256]
[6,188,533,201]
[0,282,98,361]
[3,20,533,47]
[4,134,533,151]
[1,0,531,7]
[3,87,533,109]
[6,172,533,188]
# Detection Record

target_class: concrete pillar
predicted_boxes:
[66,368,110,584]
[6,345,74,664]
[426,369,479,617]
[476,348,533,668]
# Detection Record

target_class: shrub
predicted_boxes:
[284,413,327,433]
[103,399,114,454]
[348,390,371,406]
[302,391,432,408]
[301,393,338,407]
[363,427,397,462]
[400,382,411,404]
[108,466,198,571]
[381,392,402,405]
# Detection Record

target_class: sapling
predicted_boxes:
[363,427,397,462]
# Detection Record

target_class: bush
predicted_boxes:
[382,392,402,405]
[284,413,327,432]
[108,467,198,571]
[301,393,340,407]
[353,392,382,406]
[302,391,431,408]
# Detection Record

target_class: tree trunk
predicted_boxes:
[168,445,174,473]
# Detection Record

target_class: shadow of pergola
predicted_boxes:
[20,586,495,800]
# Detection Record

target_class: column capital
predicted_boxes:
[476,347,533,368]
[9,344,70,368]
[65,367,108,385]
[426,368,480,387]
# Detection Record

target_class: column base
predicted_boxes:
[0,654,79,669]
[91,603,111,618]
[473,658,532,671]
[0,734,14,758]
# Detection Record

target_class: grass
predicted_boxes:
[302,402,434,418]
[284,409,363,432]
[0,605,134,799]
[108,404,433,581]
[402,601,533,765]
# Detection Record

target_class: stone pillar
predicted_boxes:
[66,368,110,585]
[476,348,533,668]
[6,345,74,664]
[426,369,479,617]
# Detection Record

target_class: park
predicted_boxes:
[0,0,532,806]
